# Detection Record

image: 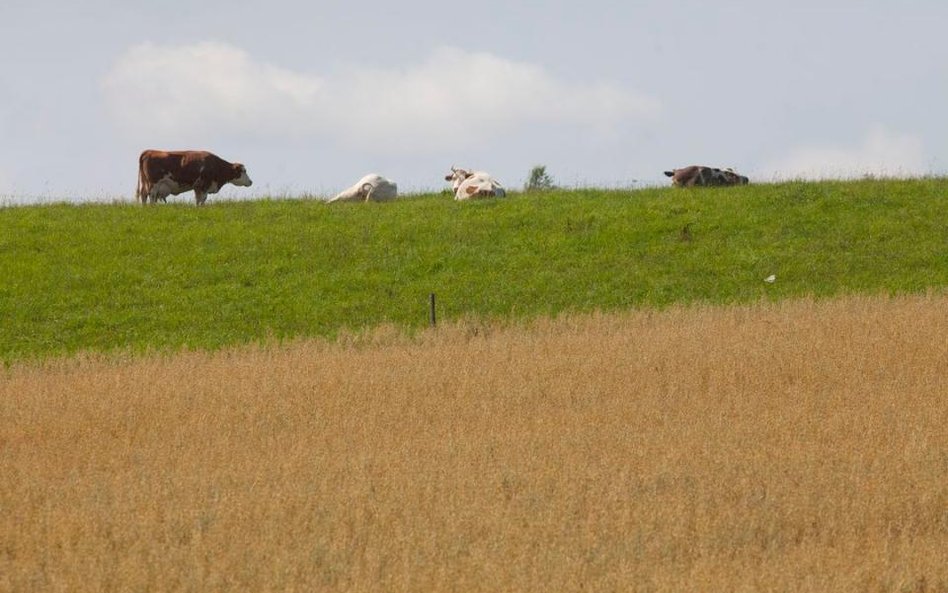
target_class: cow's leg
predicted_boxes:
[194,190,208,205]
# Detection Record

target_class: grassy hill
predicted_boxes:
[1,178,945,361]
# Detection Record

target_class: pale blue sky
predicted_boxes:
[2,0,946,203]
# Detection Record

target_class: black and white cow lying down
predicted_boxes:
[664,165,749,187]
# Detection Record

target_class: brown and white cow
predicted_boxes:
[444,166,506,200]
[663,165,749,187]
[136,150,252,205]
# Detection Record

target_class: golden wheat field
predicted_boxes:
[1,294,947,593]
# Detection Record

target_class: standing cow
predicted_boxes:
[444,166,506,200]
[136,150,252,205]
[329,173,398,203]
[664,165,749,187]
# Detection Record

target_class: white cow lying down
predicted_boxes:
[329,173,398,202]
[444,166,506,200]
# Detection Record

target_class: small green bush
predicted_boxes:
[525,165,556,192]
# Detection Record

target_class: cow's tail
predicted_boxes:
[135,152,146,204]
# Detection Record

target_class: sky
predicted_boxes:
[1,0,946,203]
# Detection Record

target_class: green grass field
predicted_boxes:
[1,178,946,361]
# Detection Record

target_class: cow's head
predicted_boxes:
[444,165,472,181]
[232,163,253,187]
[444,166,473,189]
[716,168,749,186]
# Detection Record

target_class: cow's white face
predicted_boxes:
[445,167,472,191]
[233,164,252,187]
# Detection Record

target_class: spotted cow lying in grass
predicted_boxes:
[444,166,506,200]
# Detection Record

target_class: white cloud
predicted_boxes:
[762,126,927,180]
[102,42,661,152]
[102,42,322,142]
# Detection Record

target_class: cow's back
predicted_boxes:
[139,150,208,186]
[356,173,398,201]
[455,173,505,199]
[330,173,398,202]
[366,178,397,201]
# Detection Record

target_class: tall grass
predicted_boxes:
[1,293,946,592]
[1,178,946,362]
